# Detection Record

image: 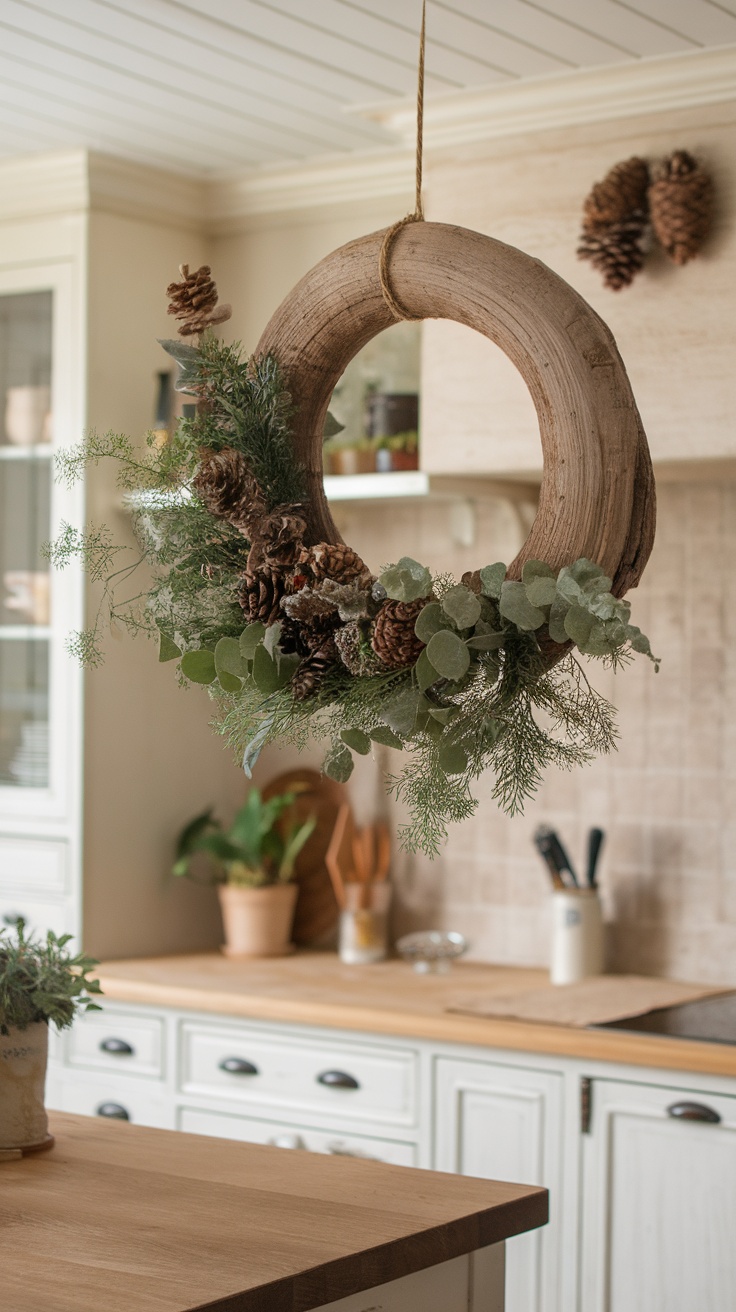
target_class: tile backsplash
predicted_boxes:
[319,478,735,985]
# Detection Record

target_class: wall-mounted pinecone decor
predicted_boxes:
[579,151,714,289]
[50,238,658,856]
[649,150,714,266]
[577,157,650,291]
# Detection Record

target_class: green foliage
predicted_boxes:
[173,788,316,888]
[379,556,433,602]
[0,920,102,1035]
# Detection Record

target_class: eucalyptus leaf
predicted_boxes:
[370,725,404,750]
[157,339,201,395]
[522,559,555,585]
[180,648,216,685]
[379,556,433,603]
[415,647,439,692]
[426,629,471,681]
[548,597,571,645]
[466,632,506,651]
[415,601,452,644]
[240,622,266,660]
[428,706,459,725]
[323,743,354,784]
[158,632,181,663]
[442,585,482,630]
[438,741,469,775]
[341,727,371,755]
[381,686,425,737]
[479,562,506,599]
[215,636,246,680]
[218,669,242,693]
[524,574,557,609]
[499,581,546,631]
[563,604,595,646]
[252,644,282,694]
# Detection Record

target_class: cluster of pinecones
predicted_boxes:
[578,151,714,291]
[193,444,426,699]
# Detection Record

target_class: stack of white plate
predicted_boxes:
[9,720,48,787]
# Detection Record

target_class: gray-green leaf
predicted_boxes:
[415,647,439,692]
[438,741,469,775]
[215,636,246,680]
[323,744,354,784]
[563,604,595,646]
[263,622,282,658]
[479,562,506,599]
[158,632,181,663]
[252,644,282,694]
[415,601,452,644]
[240,623,266,660]
[499,581,546,631]
[341,728,371,755]
[379,556,433,603]
[442,585,482,630]
[370,725,404,750]
[548,597,571,645]
[381,686,425,737]
[180,648,217,685]
[323,411,345,439]
[426,629,471,681]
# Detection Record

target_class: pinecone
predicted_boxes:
[166,264,232,337]
[193,447,263,535]
[371,598,426,670]
[578,217,647,291]
[238,568,286,625]
[300,542,372,588]
[259,504,308,567]
[334,620,385,677]
[291,647,335,701]
[649,150,713,266]
[583,157,650,228]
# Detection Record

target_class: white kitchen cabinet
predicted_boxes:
[580,1077,736,1312]
[434,1056,564,1312]
[179,1105,417,1166]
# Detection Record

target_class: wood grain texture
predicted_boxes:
[255,221,655,598]
[2,1113,546,1312]
[95,954,736,1080]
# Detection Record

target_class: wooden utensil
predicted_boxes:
[263,769,346,944]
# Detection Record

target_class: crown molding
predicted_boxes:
[0,150,205,230]
[206,149,414,233]
[354,44,736,150]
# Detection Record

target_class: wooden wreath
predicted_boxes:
[257,221,655,600]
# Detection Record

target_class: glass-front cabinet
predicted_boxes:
[0,254,83,941]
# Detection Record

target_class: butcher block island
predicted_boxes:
[5,1113,547,1312]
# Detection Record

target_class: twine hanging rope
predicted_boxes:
[379,0,426,321]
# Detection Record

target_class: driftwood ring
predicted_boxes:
[256,221,656,598]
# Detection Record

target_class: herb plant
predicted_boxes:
[173,788,316,888]
[0,920,102,1035]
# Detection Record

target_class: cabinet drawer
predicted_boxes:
[180,1024,417,1127]
[67,1009,164,1079]
[0,837,68,895]
[0,894,69,939]
[179,1106,416,1167]
[52,1074,174,1129]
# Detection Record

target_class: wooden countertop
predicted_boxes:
[3,1113,547,1312]
[96,953,736,1080]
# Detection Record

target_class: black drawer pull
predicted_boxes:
[96,1102,130,1121]
[219,1057,259,1076]
[99,1037,135,1056]
[317,1069,360,1091]
[667,1100,721,1124]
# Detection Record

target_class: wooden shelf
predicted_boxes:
[0,444,52,460]
[324,470,538,505]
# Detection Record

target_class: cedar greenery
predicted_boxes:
[0,920,102,1035]
[48,332,658,857]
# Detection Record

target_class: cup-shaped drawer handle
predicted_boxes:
[219,1057,259,1076]
[317,1070,360,1090]
[99,1037,135,1056]
[96,1102,130,1121]
[667,1100,721,1124]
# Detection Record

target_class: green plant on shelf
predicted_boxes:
[173,786,316,889]
[374,429,418,454]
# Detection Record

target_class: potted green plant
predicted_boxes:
[0,920,101,1153]
[173,789,316,958]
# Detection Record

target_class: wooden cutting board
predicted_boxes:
[263,768,345,946]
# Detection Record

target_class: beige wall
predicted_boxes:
[212,100,736,984]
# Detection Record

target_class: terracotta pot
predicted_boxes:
[0,1022,49,1150]
[327,448,376,476]
[218,883,299,958]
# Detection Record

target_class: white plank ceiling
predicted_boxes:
[0,0,734,175]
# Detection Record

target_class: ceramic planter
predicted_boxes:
[0,1021,49,1151]
[218,882,299,958]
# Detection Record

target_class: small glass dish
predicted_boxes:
[396,930,468,974]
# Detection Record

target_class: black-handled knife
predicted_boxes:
[587,827,605,888]
[533,826,566,891]
[547,829,579,887]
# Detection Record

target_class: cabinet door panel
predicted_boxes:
[582,1079,736,1312]
[434,1057,562,1312]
